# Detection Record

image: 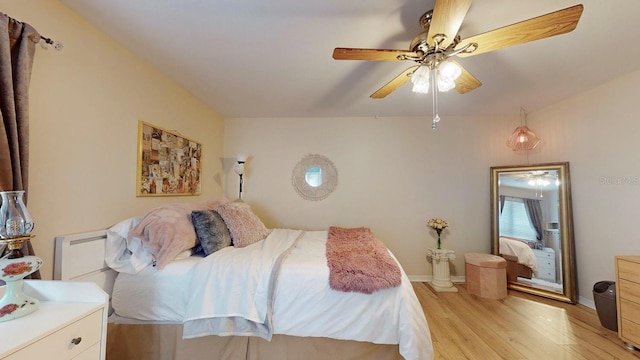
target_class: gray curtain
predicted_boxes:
[522,198,544,245]
[0,13,41,279]
[499,195,506,214]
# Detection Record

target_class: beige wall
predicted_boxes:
[225,70,640,304]
[223,115,515,280]
[1,0,225,279]
[520,70,640,304]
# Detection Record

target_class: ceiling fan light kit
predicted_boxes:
[332,0,584,129]
[410,61,461,94]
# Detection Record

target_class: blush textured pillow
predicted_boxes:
[128,197,229,269]
[191,210,232,255]
[214,201,270,248]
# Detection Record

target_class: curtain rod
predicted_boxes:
[38,35,63,51]
[5,14,63,51]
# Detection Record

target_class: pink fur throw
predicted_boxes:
[129,197,229,269]
[326,226,401,294]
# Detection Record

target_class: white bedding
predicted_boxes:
[111,229,433,360]
[183,229,302,340]
[112,255,201,322]
[499,236,539,277]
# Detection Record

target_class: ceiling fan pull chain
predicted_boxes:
[431,68,440,129]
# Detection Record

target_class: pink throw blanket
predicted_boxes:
[326,226,401,294]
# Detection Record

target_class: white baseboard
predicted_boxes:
[408,275,465,283]
[579,296,595,310]
[409,276,596,310]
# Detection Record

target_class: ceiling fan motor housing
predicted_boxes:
[419,10,433,30]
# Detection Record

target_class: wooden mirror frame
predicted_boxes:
[490,162,577,304]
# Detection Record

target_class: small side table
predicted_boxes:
[0,280,108,359]
[426,248,458,292]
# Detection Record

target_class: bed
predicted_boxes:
[498,236,538,282]
[54,199,434,360]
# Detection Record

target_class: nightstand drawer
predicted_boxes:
[536,252,554,260]
[72,342,101,360]
[619,278,640,304]
[537,259,554,268]
[620,318,640,348]
[618,259,640,282]
[538,269,555,278]
[5,309,103,360]
[615,256,640,349]
[620,298,640,325]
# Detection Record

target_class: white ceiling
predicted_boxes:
[59,0,640,119]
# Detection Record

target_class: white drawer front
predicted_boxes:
[537,259,554,269]
[534,250,554,259]
[71,342,100,360]
[538,270,556,281]
[5,309,103,360]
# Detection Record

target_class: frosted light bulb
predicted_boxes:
[411,66,430,94]
[437,78,456,92]
[412,82,430,94]
[438,61,461,80]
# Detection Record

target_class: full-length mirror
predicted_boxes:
[490,162,577,303]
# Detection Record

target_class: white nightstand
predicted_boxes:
[533,247,556,282]
[0,280,108,360]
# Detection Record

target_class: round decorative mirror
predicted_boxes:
[305,167,322,187]
[292,154,337,201]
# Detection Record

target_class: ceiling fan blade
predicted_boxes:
[427,0,473,48]
[456,4,584,58]
[370,66,419,99]
[333,48,419,61]
[450,60,482,94]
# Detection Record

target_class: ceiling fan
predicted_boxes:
[332,0,584,100]
[503,171,559,195]
[509,171,558,184]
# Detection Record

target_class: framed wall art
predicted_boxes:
[136,121,202,196]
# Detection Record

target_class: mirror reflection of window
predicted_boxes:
[305,167,322,187]
[499,198,537,240]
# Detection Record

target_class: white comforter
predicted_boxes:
[499,237,539,276]
[183,229,302,340]
[113,229,434,360]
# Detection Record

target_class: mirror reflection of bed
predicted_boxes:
[491,162,577,304]
[499,237,562,293]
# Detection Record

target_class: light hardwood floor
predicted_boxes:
[413,282,640,360]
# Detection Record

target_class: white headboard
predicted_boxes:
[53,230,117,299]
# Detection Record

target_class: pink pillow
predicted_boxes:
[129,197,229,269]
[214,202,270,248]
